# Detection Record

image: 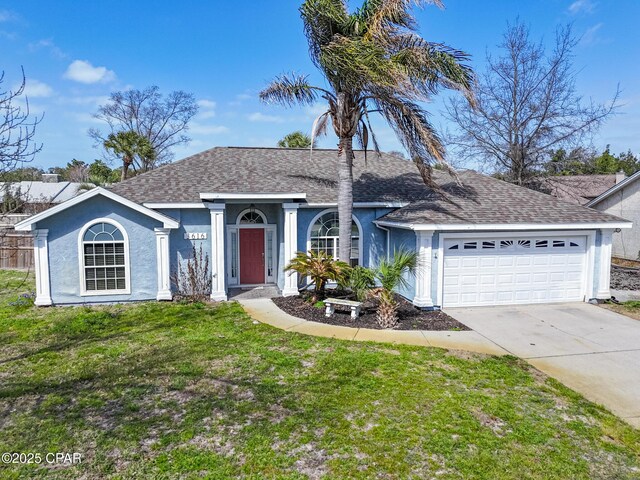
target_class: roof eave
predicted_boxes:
[373,220,633,231]
[586,170,640,207]
[14,187,179,231]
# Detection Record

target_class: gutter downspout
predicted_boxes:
[376,223,390,259]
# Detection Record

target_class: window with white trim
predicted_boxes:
[309,211,360,266]
[82,222,128,292]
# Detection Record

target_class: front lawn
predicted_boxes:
[0,270,639,479]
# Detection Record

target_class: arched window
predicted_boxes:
[80,220,129,293]
[237,209,266,225]
[309,211,360,266]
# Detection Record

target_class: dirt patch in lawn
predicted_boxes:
[272,295,469,331]
[610,265,640,290]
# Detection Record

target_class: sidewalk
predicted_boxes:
[238,298,508,356]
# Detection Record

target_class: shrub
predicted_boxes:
[172,244,212,302]
[285,250,350,302]
[371,248,418,328]
[341,265,376,301]
[8,291,36,308]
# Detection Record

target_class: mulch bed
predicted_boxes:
[272,293,470,331]
[611,264,640,291]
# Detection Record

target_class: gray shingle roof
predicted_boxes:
[109,146,627,225]
[539,175,618,205]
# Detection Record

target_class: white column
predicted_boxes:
[596,228,614,299]
[413,230,434,308]
[209,204,227,301]
[33,229,52,306]
[155,228,172,301]
[282,202,299,296]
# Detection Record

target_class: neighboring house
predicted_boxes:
[1,174,91,214]
[587,170,640,260]
[541,173,625,205]
[14,147,630,308]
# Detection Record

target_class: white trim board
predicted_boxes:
[144,202,207,209]
[301,202,408,208]
[374,220,632,231]
[199,192,307,200]
[14,187,180,231]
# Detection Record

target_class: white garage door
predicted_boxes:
[442,235,587,307]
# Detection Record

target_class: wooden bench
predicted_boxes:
[324,297,362,319]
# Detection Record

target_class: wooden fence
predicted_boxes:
[0,231,33,270]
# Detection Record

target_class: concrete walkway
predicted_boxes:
[445,303,640,428]
[238,298,508,356]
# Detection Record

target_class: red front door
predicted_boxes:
[240,228,265,284]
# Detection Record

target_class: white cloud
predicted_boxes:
[247,112,284,123]
[196,99,217,119]
[28,39,68,59]
[580,23,604,46]
[189,122,229,135]
[0,9,17,22]
[68,112,103,124]
[63,60,116,84]
[569,0,595,15]
[62,94,110,106]
[197,99,216,109]
[22,79,54,98]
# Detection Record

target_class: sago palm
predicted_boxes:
[372,248,418,328]
[260,0,474,262]
[285,250,350,302]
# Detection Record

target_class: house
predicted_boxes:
[587,170,640,260]
[1,174,91,214]
[541,173,625,205]
[14,147,631,308]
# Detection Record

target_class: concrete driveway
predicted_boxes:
[445,303,640,428]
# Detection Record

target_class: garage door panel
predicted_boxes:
[443,235,587,307]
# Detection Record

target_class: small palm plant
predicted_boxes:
[372,249,418,328]
[285,250,350,302]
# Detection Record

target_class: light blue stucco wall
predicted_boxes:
[38,195,164,304]
[157,208,213,290]
[387,227,417,301]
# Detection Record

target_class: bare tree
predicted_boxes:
[0,67,41,281]
[445,21,619,187]
[89,86,198,171]
[0,67,42,179]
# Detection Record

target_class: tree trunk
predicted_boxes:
[337,136,354,264]
[121,155,131,181]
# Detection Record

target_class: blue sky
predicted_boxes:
[0,0,638,170]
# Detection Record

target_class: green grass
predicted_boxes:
[0,270,639,479]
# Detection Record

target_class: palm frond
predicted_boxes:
[389,34,475,101]
[375,247,417,292]
[310,110,330,159]
[320,35,401,90]
[300,0,350,66]
[259,73,326,107]
[357,1,443,39]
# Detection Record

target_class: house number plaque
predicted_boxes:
[184,232,208,240]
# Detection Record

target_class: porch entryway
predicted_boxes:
[226,206,278,288]
[240,228,265,284]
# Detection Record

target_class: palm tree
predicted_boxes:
[285,250,350,302]
[260,0,474,263]
[278,131,316,148]
[103,130,156,181]
[372,248,418,328]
